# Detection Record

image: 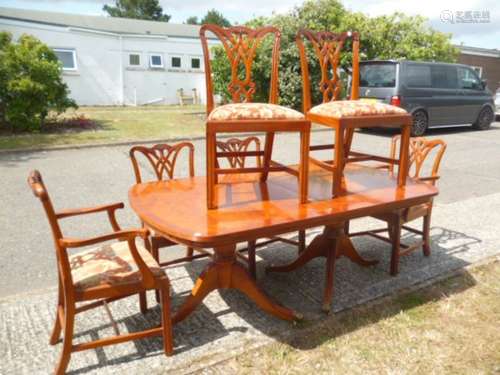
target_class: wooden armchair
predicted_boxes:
[296,29,412,196]
[349,136,447,275]
[28,170,173,375]
[216,137,306,278]
[200,24,311,209]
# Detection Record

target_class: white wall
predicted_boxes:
[0,18,215,106]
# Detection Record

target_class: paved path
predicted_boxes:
[0,123,499,373]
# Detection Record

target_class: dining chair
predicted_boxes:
[296,29,412,197]
[200,24,311,209]
[28,170,173,375]
[216,136,306,278]
[129,143,212,270]
[349,135,447,275]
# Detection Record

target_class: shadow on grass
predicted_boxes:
[282,266,477,351]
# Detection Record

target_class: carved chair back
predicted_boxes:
[389,135,447,185]
[200,24,281,115]
[216,137,262,168]
[129,143,195,183]
[296,29,360,113]
[28,170,77,297]
[28,170,63,243]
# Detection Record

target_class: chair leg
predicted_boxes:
[206,130,217,209]
[186,247,194,259]
[139,292,148,314]
[50,277,63,345]
[422,213,431,256]
[247,240,257,279]
[54,302,75,375]
[344,221,350,235]
[149,238,161,304]
[260,132,275,182]
[160,284,174,356]
[298,129,310,203]
[390,216,402,276]
[298,230,306,254]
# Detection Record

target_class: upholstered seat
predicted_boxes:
[309,100,407,118]
[208,103,305,121]
[70,241,164,290]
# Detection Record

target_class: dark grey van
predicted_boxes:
[359,60,495,135]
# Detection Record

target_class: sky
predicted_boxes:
[0,0,498,49]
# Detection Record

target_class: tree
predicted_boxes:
[185,16,199,25]
[103,0,171,22]
[0,32,76,132]
[210,0,459,109]
[201,9,232,27]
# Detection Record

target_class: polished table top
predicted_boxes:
[129,164,438,247]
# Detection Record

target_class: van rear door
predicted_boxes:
[359,62,398,102]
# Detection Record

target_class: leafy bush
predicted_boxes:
[209,0,459,110]
[0,32,76,132]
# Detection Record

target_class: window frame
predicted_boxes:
[53,48,77,71]
[471,65,483,78]
[170,55,183,70]
[405,64,432,88]
[458,66,483,90]
[190,56,202,70]
[128,53,141,67]
[149,54,164,69]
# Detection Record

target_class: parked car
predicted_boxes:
[495,90,500,118]
[358,60,496,135]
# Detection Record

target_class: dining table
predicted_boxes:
[129,162,438,323]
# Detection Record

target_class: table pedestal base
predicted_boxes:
[266,223,378,312]
[172,244,302,324]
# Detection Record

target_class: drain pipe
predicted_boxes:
[119,35,124,105]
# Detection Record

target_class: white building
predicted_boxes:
[0,7,218,106]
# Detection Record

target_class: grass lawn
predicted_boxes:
[0,105,206,150]
[213,260,500,374]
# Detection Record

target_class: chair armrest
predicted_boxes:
[59,228,148,248]
[56,202,124,231]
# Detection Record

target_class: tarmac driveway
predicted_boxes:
[1,122,499,298]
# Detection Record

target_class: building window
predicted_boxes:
[191,57,201,69]
[129,54,140,66]
[150,54,164,68]
[53,48,77,71]
[171,56,182,69]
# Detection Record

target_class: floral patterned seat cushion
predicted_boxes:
[69,241,164,290]
[309,100,407,118]
[208,103,305,121]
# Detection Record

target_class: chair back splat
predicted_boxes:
[216,137,262,169]
[129,143,195,183]
[296,30,360,113]
[389,136,447,185]
[200,24,281,114]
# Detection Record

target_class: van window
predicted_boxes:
[458,67,482,90]
[431,66,457,89]
[359,63,396,87]
[406,65,431,88]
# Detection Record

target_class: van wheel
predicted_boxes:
[411,110,428,136]
[472,106,494,130]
